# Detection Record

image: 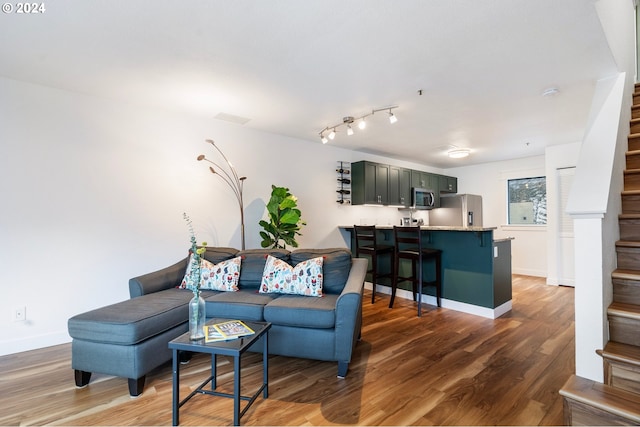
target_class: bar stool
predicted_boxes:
[353,225,395,303]
[390,226,442,317]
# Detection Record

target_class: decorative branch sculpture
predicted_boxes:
[197,139,247,250]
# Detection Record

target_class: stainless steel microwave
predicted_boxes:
[412,187,435,210]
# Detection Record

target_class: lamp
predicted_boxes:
[197,139,247,249]
[318,105,398,143]
[447,148,470,159]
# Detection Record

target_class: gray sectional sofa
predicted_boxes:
[68,247,367,396]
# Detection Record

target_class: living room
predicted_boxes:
[0,1,637,425]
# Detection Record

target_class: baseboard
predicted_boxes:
[366,282,512,319]
[512,267,546,277]
[0,331,71,357]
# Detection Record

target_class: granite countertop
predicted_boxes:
[339,225,497,232]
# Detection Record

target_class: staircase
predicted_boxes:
[560,83,640,425]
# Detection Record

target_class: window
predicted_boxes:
[508,177,547,224]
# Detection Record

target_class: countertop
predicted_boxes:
[339,225,497,232]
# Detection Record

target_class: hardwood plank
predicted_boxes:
[0,275,574,426]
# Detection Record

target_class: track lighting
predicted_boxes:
[318,106,398,144]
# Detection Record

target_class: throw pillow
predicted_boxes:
[260,254,323,297]
[179,255,241,292]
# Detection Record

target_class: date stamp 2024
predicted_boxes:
[2,3,46,14]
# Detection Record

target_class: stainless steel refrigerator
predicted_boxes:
[429,194,483,227]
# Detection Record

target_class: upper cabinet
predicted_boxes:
[351,161,389,205]
[389,166,411,207]
[439,175,458,193]
[351,160,457,206]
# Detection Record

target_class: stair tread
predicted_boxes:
[560,375,640,423]
[626,149,640,155]
[612,268,640,280]
[624,169,640,174]
[619,213,640,219]
[630,133,640,138]
[608,302,640,319]
[616,241,640,248]
[598,341,640,367]
[622,190,640,195]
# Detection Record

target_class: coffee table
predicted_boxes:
[168,319,271,426]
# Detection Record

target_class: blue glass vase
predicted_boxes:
[188,294,205,340]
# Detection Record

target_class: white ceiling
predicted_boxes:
[0,0,618,168]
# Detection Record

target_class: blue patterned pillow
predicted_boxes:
[259,255,323,297]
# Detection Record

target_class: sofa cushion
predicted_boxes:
[204,289,279,321]
[237,249,290,290]
[290,248,352,295]
[202,247,240,264]
[263,294,338,328]
[259,255,323,297]
[67,288,214,345]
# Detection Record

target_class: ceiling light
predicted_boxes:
[542,87,559,97]
[317,106,398,144]
[448,148,470,158]
[347,125,354,136]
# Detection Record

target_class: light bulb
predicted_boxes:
[321,135,328,144]
[347,125,354,136]
[388,112,398,124]
[328,129,336,140]
[358,119,366,130]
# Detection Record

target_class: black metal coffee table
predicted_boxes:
[168,319,271,426]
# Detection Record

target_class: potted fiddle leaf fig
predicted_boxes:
[259,185,306,249]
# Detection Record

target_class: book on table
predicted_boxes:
[204,320,255,342]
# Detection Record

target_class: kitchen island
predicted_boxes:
[339,225,512,319]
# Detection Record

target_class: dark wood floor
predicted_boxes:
[0,275,574,426]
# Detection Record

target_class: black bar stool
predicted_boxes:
[390,226,442,317]
[353,225,395,303]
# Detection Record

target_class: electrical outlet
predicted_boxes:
[13,306,26,322]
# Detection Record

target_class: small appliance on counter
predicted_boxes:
[429,194,483,227]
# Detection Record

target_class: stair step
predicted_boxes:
[618,215,640,240]
[632,105,640,120]
[621,191,640,213]
[626,150,640,170]
[624,169,640,191]
[612,269,640,305]
[630,133,640,151]
[597,341,640,395]
[608,302,640,346]
[560,374,640,425]
[615,242,640,270]
[619,215,640,240]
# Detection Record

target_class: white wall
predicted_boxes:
[443,155,548,277]
[0,76,444,355]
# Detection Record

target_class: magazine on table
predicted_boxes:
[204,320,255,342]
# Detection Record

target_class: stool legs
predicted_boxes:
[390,254,442,316]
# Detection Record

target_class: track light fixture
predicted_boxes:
[318,105,398,143]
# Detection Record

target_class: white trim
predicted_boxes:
[366,282,512,319]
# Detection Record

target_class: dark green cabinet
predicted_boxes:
[352,160,456,206]
[389,166,411,207]
[439,175,458,193]
[351,161,389,205]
